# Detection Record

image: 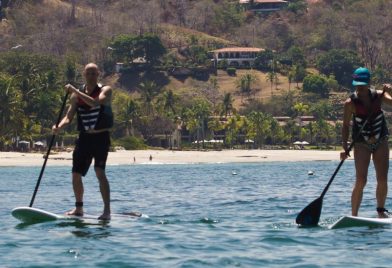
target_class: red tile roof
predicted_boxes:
[239,0,288,3]
[211,47,264,53]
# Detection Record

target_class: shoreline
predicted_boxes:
[0,149,355,167]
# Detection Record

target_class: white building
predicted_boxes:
[210,47,264,68]
[239,0,289,12]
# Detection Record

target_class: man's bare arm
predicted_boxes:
[52,94,77,134]
[65,84,112,107]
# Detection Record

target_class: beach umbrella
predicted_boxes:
[34,141,44,146]
[293,141,302,145]
[19,141,30,144]
[245,139,254,143]
[301,141,310,145]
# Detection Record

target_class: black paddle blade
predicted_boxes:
[296,197,323,227]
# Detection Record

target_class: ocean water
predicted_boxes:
[1,161,392,267]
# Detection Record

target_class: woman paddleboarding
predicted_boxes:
[341,67,392,218]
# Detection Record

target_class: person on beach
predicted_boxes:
[341,67,392,218]
[52,63,113,220]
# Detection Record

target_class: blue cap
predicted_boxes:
[352,67,370,86]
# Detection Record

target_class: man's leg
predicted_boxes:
[69,135,91,216]
[372,140,389,218]
[95,167,111,220]
[352,144,371,216]
[66,172,84,216]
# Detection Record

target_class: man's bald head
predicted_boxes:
[83,63,100,85]
[84,63,99,73]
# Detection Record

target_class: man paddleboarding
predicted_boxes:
[341,67,392,218]
[52,63,113,220]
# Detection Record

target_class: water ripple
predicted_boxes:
[1,162,391,267]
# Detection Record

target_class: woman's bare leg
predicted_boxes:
[372,140,389,218]
[352,145,371,216]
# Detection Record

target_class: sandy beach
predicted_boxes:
[0,149,352,167]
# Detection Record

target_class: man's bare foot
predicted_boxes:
[98,211,111,221]
[65,207,84,217]
[378,212,389,218]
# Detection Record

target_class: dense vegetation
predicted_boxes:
[0,0,391,150]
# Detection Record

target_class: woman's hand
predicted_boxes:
[383,84,392,92]
[340,151,348,161]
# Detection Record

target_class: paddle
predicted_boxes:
[296,89,386,226]
[29,91,70,207]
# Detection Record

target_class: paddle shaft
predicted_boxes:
[320,89,386,199]
[29,92,69,207]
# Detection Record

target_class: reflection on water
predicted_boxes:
[71,228,112,239]
[2,163,392,267]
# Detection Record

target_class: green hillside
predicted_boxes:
[0,0,391,150]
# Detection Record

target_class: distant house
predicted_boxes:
[239,0,288,12]
[210,47,264,68]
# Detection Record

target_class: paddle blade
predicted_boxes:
[296,197,323,227]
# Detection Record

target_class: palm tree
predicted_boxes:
[288,71,293,91]
[124,99,139,136]
[208,118,224,141]
[293,102,309,129]
[246,111,271,148]
[236,73,257,101]
[269,116,284,145]
[222,92,234,117]
[225,115,242,148]
[266,71,277,96]
[0,74,26,149]
[162,90,176,114]
[138,80,161,116]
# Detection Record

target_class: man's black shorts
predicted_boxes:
[72,131,111,176]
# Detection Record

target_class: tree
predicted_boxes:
[0,73,26,149]
[266,71,277,96]
[212,1,245,34]
[246,111,271,148]
[302,74,329,97]
[208,118,224,139]
[310,101,333,120]
[287,46,307,67]
[291,64,306,88]
[254,49,274,71]
[65,59,77,83]
[286,0,308,15]
[138,80,161,116]
[236,72,258,100]
[183,100,211,149]
[113,91,140,136]
[293,102,309,117]
[317,49,362,87]
[136,34,166,66]
[269,117,285,145]
[288,71,293,91]
[222,92,234,117]
[123,99,139,136]
[111,34,166,66]
[225,115,243,148]
[157,89,177,116]
[313,119,334,145]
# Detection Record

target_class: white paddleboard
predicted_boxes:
[12,207,147,224]
[329,215,392,229]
